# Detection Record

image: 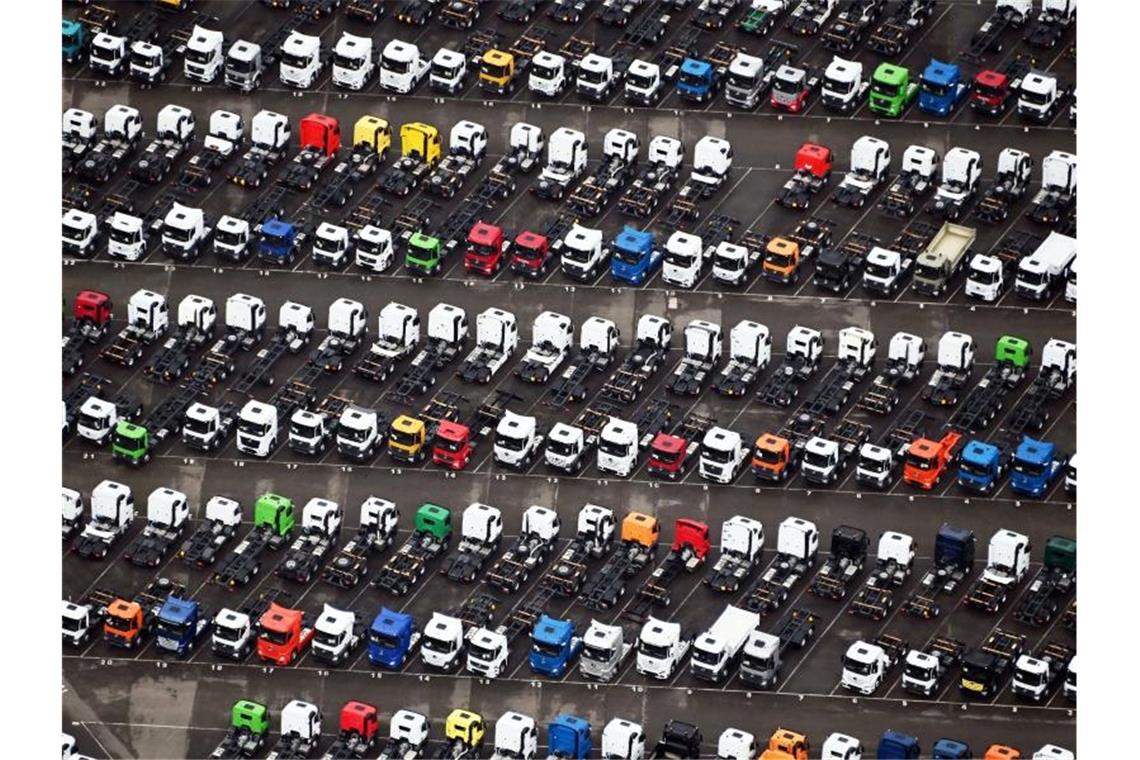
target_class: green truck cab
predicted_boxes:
[995,335,1032,372]
[254,493,296,548]
[869,63,918,118]
[210,700,270,758]
[405,232,444,276]
[112,421,151,467]
[415,502,452,541]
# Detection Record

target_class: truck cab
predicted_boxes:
[184,25,224,84]
[611,226,661,286]
[225,39,263,91]
[279,31,324,89]
[1015,231,1076,301]
[625,59,662,105]
[494,411,542,469]
[62,208,99,258]
[380,39,429,94]
[577,53,620,101]
[430,47,468,94]
[841,640,893,694]
[636,617,688,679]
[154,597,209,657]
[73,480,135,559]
[677,57,719,103]
[597,416,639,477]
[559,224,608,281]
[868,62,916,117]
[332,31,375,90]
[311,222,352,268]
[510,230,552,277]
[480,49,518,95]
[663,230,707,289]
[1018,70,1064,122]
[311,604,359,665]
[161,203,210,262]
[918,59,965,115]
[492,713,538,759]
[464,221,509,276]
[603,719,646,760]
[236,400,278,457]
[699,427,748,484]
[534,127,588,201]
[336,406,383,461]
[367,608,418,669]
[1010,437,1066,497]
[725,53,765,109]
[529,614,582,677]
[352,224,394,272]
[529,51,568,97]
[690,605,761,682]
[256,601,314,666]
[821,56,866,113]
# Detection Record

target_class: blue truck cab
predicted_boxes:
[918,59,966,116]
[931,738,972,758]
[258,219,301,266]
[155,597,210,657]
[63,19,86,64]
[1010,436,1067,497]
[677,58,717,103]
[610,227,660,285]
[548,714,592,758]
[957,440,1004,494]
[529,614,581,677]
[876,730,921,759]
[368,608,417,669]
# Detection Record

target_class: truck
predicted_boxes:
[973,149,1034,225]
[366,608,420,670]
[62,488,84,541]
[662,136,734,229]
[575,52,627,103]
[373,503,452,595]
[321,497,400,589]
[847,531,916,620]
[609,226,663,286]
[429,46,469,94]
[601,719,646,760]
[580,512,661,611]
[818,55,868,113]
[426,120,489,199]
[855,409,918,491]
[901,637,966,697]
[598,315,672,404]
[808,525,869,600]
[911,222,976,297]
[964,528,1031,613]
[130,105,196,185]
[568,129,640,218]
[1029,150,1077,226]
[769,61,822,113]
[546,715,593,759]
[309,605,365,666]
[390,303,469,400]
[531,503,615,598]
[440,502,503,583]
[178,496,242,567]
[690,605,761,682]
[72,480,135,560]
[209,589,287,661]
[87,11,158,78]
[867,62,917,118]
[831,136,890,209]
[668,320,722,396]
[490,713,538,760]
[515,312,574,384]
[636,617,692,681]
[379,122,442,200]
[959,629,1027,698]
[211,494,296,588]
[335,405,389,463]
[62,291,113,374]
[62,108,98,177]
[321,701,378,760]
[278,113,341,192]
[971,57,1033,116]
[529,614,583,677]
[1015,231,1076,301]
[276,498,343,584]
[756,326,824,408]
[740,516,820,616]
[840,634,908,694]
[698,426,751,485]
[902,524,976,618]
[796,326,877,419]
[377,710,430,759]
[331,32,376,90]
[711,321,771,397]
[1010,436,1068,497]
[925,148,982,221]
[462,222,511,276]
[948,335,1032,435]
[256,600,316,666]
[122,487,190,568]
[1012,641,1075,702]
[485,506,562,594]
[1024,0,1076,48]
[352,302,420,384]
[458,308,519,384]
[177,110,245,193]
[75,104,143,184]
[154,597,212,658]
[227,110,291,190]
[901,430,962,489]
[778,143,833,210]
[738,607,817,688]
[879,145,938,218]
[963,0,1032,61]
[278,30,328,89]
[923,331,976,406]
[652,721,703,759]
[917,59,967,116]
[1014,536,1076,626]
[266,702,326,760]
[183,25,225,83]
[532,127,588,201]
[622,519,711,623]
[1018,70,1069,123]
[208,701,269,759]
[965,231,1038,303]
[579,620,636,681]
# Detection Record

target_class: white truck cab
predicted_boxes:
[1015,231,1076,301]
[530,50,569,97]
[106,212,146,261]
[1018,71,1063,122]
[430,47,468,94]
[494,411,542,469]
[576,53,619,101]
[312,222,353,268]
[821,733,864,760]
[380,40,429,94]
[332,31,375,90]
[625,59,662,105]
[725,53,765,109]
[337,407,382,461]
[636,617,689,679]
[559,224,608,281]
[930,147,983,214]
[691,135,733,191]
[492,713,538,759]
[312,604,359,664]
[663,230,707,289]
[62,208,99,258]
[213,215,251,263]
[421,612,466,670]
[699,427,748,484]
[466,626,509,678]
[79,480,135,549]
[597,417,639,477]
[841,640,892,694]
[821,56,866,112]
[279,31,323,89]
[236,400,278,457]
[161,202,210,262]
[602,719,646,760]
[76,397,121,445]
[836,136,891,206]
[535,127,588,200]
[981,528,1031,586]
[184,26,225,83]
[519,311,574,382]
[862,246,908,295]
[225,39,263,91]
[354,225,395,272]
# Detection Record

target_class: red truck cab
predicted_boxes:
[971,70,1013,115]
[672,518,712,564]
[902,431,962,489]
[73,290,114,338]
[300,112,342,156]
[256,602,314,666]
[509,230,552,278]
[794,143,833,179]
[336,701,379,750]
[464,222,508,276]
[646,433,695,480]
[432,420,473,470]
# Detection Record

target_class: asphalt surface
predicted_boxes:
[63,0,1077,757]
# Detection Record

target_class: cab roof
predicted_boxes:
[533,615,573,645]
[482,49,512,66]
[975,69,1007,88]
[615,226,653,252]
[436,420,468,440]
[391,414,423,434]
[681,58,711,76]
[370,607,412,635]
[651,433,685,453]
[755,433,787,451]
[921,59,958,85]
[260,602,302,633]
[908,438,939,458]
[467,222,502,246]
[159,596,197,624]
[873,62,909,84]
[515,230,547,249]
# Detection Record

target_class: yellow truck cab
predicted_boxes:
[400,122,443,167]
[388,414,427,463]
[445,709,485,751]
[480,49,516,95]
[353,115,392,162]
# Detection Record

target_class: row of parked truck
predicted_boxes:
[162,696,1073,760]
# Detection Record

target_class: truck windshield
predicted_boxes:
[871,80,900,96]
[652,447,680,464]
[546,438,576,456]
[533,640,562,657]
[582,643,611,662]
[531,63,559,80]
[468,642,499,661]
[238,420,269,437]
[970,268,998,285]
[914,262,942,281]
[904,662,933,681]
[334,53,364,70]
[678,70,704,88]
[664,248,695,266]
[112,432,140,450]
[227,57,255,74]
[803,451,831,468]
[164,226,193,243]
[185,47,213,65]
[843,656,874,675]
[315,237,343,254]
[614,245,643,265]
[496,433,526,451]
[626,71,654,89]
[1018,669,1046,686]
[1020,88,1050,105]
[639,641,669,659]
[713,251,743,271]
[422,635,453,653]
[562,243,593,263]
[183,416,213,435]
[62,616,84,632]
[62,223,87,241]
[78,412,108,431]
[598,437,629,457]
[469,242,496,257]
[315,629,342,648]
[921,79,950,96]
[824,76,854,94]
[905,452,933,470]
[109,226,141,244]
[431,61,459,79]
[727,72,757,89]
[773,76,800,94]
[92,40,119,59]
[754,447,782,464]
[514,242,543,260]
[213,623,242,642]
[960,660,988,682]
[290,420,318,439]
[157,618,190,638]
[1012,457,1045,476]
[974,82,1004,99]
[382,56,409,74]
[369,630,399,649]
[691,646,720,665]
[340,425,370,443]
[215,229,244,246]
[390,428,419,446]
[105,615,134,633]
[741,653,771,671]
[764,249,794,266]
[864,262,892,279]
[481,62,509,79]
[281,52,311,70]
[578,67,605,84]
[958,459,989,477]
[703,446,732,464]
[259,626,290,645]
[859,456,888,473]
[436,436,465,452]
[1018,269,1046,286]
[130,50,156,70]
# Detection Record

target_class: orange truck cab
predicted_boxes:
[432,420,472,470]
[103,598,148,649]
[984,745,1021,760]
[620,512,661,570]
[766,728,810,760]
[752,433,793,481]
[464,222,508,276]
[257,602,315,666]
[902,430,962,489]
[762,237,802,284]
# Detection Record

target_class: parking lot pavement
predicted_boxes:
[62,0,1076,755]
